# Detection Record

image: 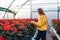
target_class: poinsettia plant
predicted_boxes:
[0,18,37,40]
[52,19,60,35]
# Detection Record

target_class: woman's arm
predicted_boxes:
[32,16,46,27]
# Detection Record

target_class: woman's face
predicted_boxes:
[38,12,41,16]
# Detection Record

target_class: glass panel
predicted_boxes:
[58,0,60,2]
[45,12,57,24]
[32,0,58,12]
[32,12,39,18]
[0,0,13,7]
[32,0,57,3]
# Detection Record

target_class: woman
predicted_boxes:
[31,8,48,40]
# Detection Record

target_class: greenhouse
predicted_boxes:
[0,0,60,40]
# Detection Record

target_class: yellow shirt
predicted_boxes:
[33,15,48,31]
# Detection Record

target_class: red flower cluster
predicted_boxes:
[52,19,60,28]
[0,36,8,40]
[0,36,4,40]
[0,18,37,31]
[0,18,37,40]
[52,19,60,23]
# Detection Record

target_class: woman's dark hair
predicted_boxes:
[38,8,45,15]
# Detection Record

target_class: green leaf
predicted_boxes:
[0,7,16,16]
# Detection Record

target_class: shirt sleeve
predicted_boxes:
[33,15,46,27]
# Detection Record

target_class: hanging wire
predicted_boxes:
[14,0,30,18]
[2,0,15,19]
[57,0,59,19]
[30,0,32,19]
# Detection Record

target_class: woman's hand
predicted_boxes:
[31,21,35,23]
